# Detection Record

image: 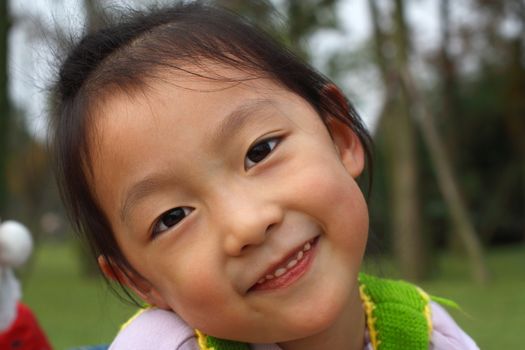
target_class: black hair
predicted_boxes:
[50,1,373,302]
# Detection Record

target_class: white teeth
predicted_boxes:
[287,259,298,269]
[255,238,316,286]
[274,268,287,277]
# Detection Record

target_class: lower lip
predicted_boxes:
[249,237,319,292]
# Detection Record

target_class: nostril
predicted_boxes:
[266,223,276,235]
[238,224,274,253]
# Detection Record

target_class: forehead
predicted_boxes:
[94,65,279,129]
[87,64,321,182]
[90,64,318,144]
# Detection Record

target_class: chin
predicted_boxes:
[281,289,350,342]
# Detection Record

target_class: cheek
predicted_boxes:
[331,184,369,261]
[165,273,249,337]
[285,157,369,250]
[287,156,367,219]
[149,245,235,324]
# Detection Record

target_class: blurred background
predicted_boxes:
[1,0,524,349]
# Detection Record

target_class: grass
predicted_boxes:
[21,241,135,350]
[22,241,525,349]
[419,246,525,350]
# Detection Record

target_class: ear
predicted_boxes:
[98,255,170,309]
[323,84,365,178]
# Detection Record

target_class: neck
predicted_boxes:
[278,286,365,350]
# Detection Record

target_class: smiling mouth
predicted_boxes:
[249,236,319,292]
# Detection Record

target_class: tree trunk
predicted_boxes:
[503,38,525,242]
[401,68,489,284]
[390,0,426,281]
[386,89,426,281]
[439,0,462,165]
[438,0,465,253]
[0,0,10,216]
[368,0,427,280]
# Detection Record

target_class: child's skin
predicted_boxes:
[92,65,369,350]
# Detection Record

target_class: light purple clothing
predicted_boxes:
[109,302,478,350]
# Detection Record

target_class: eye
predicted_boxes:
[244,138,280,169]
[151,207,193,238]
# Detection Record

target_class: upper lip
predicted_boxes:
[246,236,318,291]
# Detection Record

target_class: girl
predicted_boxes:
[50,3,478,350]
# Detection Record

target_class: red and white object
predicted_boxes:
[0,220,52,349]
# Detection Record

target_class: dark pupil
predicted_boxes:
[248,142,271,163]
[162,208,185,227]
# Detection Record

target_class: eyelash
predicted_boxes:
[151,207,193,238]
[244,137,281,170]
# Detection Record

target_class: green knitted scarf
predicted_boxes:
[358,273,431,350]
[196,273,434,350]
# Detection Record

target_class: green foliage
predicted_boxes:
[370,16,525,252]
[452,58,524,243]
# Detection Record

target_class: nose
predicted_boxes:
[213,184,283,256]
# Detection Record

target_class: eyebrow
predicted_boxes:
[210,98,276,146]
[119,98,276,223]
[120,175,170,223]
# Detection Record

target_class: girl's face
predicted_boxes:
[91,67,368,344]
